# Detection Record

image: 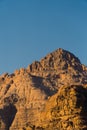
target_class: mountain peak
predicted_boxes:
[27,48,82,73]
[52,48,81,64]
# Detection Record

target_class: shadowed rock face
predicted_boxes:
[0,48,87,130]
[0,104,17,130]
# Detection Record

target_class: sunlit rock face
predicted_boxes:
[41,85,87,130]
[0,48,87,130]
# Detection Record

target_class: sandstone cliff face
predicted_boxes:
[0,48,87,130]
[41,85,87,130]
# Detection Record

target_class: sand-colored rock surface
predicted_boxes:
[0,48,87,130]
[40,85,87,130]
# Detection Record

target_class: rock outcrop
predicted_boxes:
[41,85,87,130]
[0,48,87,130]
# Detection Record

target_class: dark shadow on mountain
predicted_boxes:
[74,85,87,116]
[31,75,57,96]
[0,103,17,130]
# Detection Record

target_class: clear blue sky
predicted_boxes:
[0,0,87,74]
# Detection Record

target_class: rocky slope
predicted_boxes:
[0,48,87,130]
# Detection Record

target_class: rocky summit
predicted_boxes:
[0,48,87,130]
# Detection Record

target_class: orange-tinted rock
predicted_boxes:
[0,48,87,130]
